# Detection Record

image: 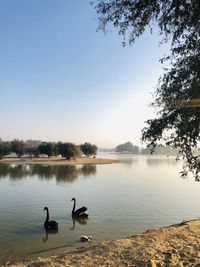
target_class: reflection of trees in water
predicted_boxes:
[146,158,177,166]
[0,164,10,179]
[81,164,96,177]
[54,166,81,183]
[9,165,29,180]
[0,164,96,183]
[0,164,29,180]
[31,165,54,180]
[120,158,139,166]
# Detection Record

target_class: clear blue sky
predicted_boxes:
[0,0,169,147]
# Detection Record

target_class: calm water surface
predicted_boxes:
[0,154,200,264]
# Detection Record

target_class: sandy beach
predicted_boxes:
[3,219,200,267]
[0,157,120,166]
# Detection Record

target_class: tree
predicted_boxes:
[25,146,39,158]
[116,141,139,153]
[38,142,53,157]
[57,142,81,160]
[93,0,200,179]
[10,139,26,157]
[80,142,98,157]
[52,143,60,156]
[0,140,10,159]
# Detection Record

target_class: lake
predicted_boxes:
[0,154,200,264]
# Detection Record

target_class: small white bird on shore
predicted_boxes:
[80,235,92,242]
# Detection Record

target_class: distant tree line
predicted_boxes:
[116,142,139,154]
[0,139,97,160]
[115,142,179,155]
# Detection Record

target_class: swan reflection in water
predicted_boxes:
[70,215,88,231]
[42,228,58,242]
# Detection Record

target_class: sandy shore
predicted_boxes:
[4,219,200,267]
[0,157,120,166]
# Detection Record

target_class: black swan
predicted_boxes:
[43,207,58,230]
[71,197,88,217]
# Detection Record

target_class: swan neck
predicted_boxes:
[45,208,49,223]
[72,199,76,213]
